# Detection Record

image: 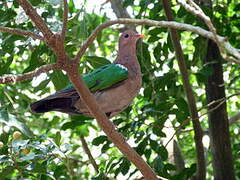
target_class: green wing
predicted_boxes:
[64,64,128,92]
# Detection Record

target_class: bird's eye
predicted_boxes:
[124,34,129,38]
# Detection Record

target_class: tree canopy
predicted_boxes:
[0,0,240,179]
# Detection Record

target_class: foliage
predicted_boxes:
[0,0,240,179]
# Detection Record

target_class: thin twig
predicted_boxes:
[165,92,240,147]
[199,92,240,113]
[0,63,59,84]
[75,18,240,64]
[80,136,99,173]
[61,0,68,40]
[0,26,44,41]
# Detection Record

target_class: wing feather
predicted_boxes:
[64,64,128,92]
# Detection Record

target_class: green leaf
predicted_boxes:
[12,139,29,148]
[0,108,33,138]
[122,0,134,7]
[175,98,189,114]
[34,79,50,92]
[0,56,13,75]
[29,0,42,6]
[233,3,240,11]
[75,124,89,137]
[153,156,164,172]
[150,139,159,153]
[120,158,131,175]
[23,48,44,73]
[149,28,163,36]
[101,142,110,153]
[51,70,69,90]
[143,86,152,100]
[136,138,148,155]
[148,35,160,43]
[54,165,66,178]
[0,166,14,179]
[61,115,93,130]
[54,131,61,146]
[92,136,108,146]
[0,155,11,163]
[32,162,47,173]
[91,171,108,180]
[12,139,29,154]
[158,146,168,161]
[152,126,166,137]
[195,65,214,83]
[145,148,152,159]
[154,43,162,61]
[0,107,9,121]
[84,56,111,69]
[0,9,17,21]
[19,152,36,161]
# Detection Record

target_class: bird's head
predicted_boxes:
[119,30,144,47]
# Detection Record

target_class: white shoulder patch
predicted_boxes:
[116,64,127,70]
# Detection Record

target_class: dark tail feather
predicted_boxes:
[30,98,80,114]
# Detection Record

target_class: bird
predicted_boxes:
[30,30,144,118]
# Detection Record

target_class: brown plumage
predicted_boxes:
[31,30,142,118]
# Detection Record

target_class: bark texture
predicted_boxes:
[204,40,235,180]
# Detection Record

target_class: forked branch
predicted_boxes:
[75,19,240,64]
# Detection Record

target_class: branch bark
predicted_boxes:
[2,18,239,84]
[109,0,131,18]
[177,0,239,64]
[75,18,240,64]
[1,17,239,63]
[61,0,68,40]
[1,1,240,179]
[80,136,99,173]
[0,26,44,41]
[66,66,158,180]
[173,140,185,172]
[0,63,59,84]
[17,0,53,40]
[161,0,205,179]
[204,39,235,180]
[108,0,135,30]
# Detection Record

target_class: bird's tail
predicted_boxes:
[30,97,80,114]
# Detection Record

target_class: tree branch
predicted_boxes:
[66,66,158,180]
[173,140,185,172]
[0,63,59,84]
[61,0,68,40]
[17,0,67,59]
[1,2,239,177]
[0,26,44,41]
[75,18,240,64]
[80,136,99,173]
[177,0,240,64]
[17,0,53,40]
[229,112,240,125]
[109,0,131,18]
[108,0,135,30]
[161,0,205,179]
